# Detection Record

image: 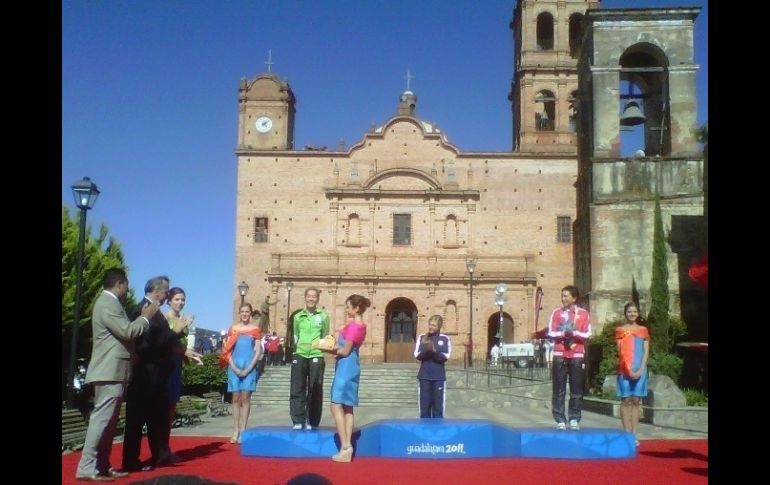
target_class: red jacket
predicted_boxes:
[266,336,280,352]
[547,306,591,358]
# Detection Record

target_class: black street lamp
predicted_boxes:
[238,281,249,306]
[284,281,294,363]
[66,176,100,409]
[465,259,476,366]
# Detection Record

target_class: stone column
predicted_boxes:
[591,67,621,158]
[668,66,700,156]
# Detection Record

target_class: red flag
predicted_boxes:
[688,253,708,289]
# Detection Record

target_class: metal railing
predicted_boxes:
[458,351,552,386]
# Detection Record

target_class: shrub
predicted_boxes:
[668,316,687,349]
[589,320,621,395]
[647,352,683,383]
[682,388,708,407]
[182,352,226,391]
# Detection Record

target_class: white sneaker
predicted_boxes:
[292,423,303,430]
[304,424,314,431]
[556,422,566,430]
[569,420,580,431]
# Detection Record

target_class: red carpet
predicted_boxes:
[62,437,708,484]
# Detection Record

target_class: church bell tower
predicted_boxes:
[238,72,296,150]
[509,0,600,153]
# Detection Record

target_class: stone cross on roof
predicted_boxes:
[265,49,274,73]
[404,69,414,91]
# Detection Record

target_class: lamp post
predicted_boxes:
[238,281,249,306]
[534,286,544,335]
[66,176,100,409]
[284,281,294,363]
[494,283,507,345]
[465,259,476,367]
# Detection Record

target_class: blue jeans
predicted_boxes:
[551,356,584,424]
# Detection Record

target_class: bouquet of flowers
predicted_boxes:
[312,334,337,351]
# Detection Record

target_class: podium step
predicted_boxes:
[239,419,635,459]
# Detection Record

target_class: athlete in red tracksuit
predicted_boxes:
[547,285,591,431]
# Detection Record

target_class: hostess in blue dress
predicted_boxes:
[615,325,649,398]
[330,322,366,406]
[227,333,260,392]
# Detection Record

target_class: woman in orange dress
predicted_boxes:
[219,303,263,443]
[615,302,650,447]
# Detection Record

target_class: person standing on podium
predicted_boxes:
[414,315,451,418]
[289,288,330,431]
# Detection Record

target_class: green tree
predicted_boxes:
[647,196,670,354]
[62,205,136,400]
[62,205,136,331]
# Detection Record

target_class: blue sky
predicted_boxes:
[62,0,707,334]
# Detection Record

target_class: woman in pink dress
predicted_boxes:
[326,294,369,462]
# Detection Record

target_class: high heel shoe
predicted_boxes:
[331,446,353,462]
[229,432,239,444]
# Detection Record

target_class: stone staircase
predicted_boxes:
[252,362,419,408]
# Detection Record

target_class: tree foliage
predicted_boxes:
[647,196,671,354]
[589,320,620,394]
[62,205,137,400]
[62,205,136,332]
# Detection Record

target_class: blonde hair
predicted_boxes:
[428,314,443,327]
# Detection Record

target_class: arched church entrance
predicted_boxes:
[384,298,418,363]
[487,311,513,356]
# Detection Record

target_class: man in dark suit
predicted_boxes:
[121,275,190,471]
[75,268,158,482]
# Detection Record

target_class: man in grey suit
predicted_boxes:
[75,268,159,482]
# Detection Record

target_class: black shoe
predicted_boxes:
[120,462,143,473]
[156,453,181,466]
[104,468,129,478]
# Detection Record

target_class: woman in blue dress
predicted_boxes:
[615,302,650,448]
[326,294,369,462]
[220,303,263,443]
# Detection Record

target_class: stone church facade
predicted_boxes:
[232,0,705,363]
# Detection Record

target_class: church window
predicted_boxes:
[347,213,361,245]
[569,13,584,59]
[557,216,571,243]
[393,214,411,246]
[443,300,458,333]
[536,12,554,51]
[254,217,269,243]
[535,91,556,131]
[443,215,458,246]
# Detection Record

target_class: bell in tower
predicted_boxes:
[398,90,417,116]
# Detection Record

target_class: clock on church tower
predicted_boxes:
[237,72,296,150]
